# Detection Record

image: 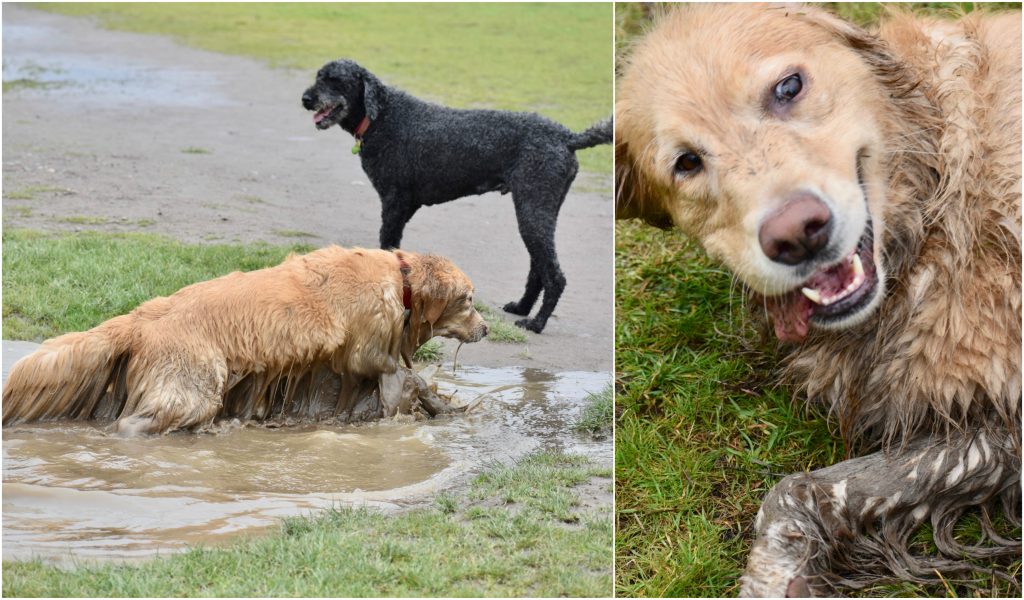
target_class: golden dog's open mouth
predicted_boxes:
[765,220,879,341]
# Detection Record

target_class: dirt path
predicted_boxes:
[1,5,614,373]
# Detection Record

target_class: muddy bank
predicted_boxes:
[2,341,611,563]
[1,5,613,373]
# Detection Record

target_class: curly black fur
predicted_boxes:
[302,59,612,333]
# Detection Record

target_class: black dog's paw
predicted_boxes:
[503,301,531,316]
[514,318,544,333]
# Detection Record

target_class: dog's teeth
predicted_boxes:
[801,287,823,304]
[852,254,864,278]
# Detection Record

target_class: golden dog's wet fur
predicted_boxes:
[3,247,487,435]
[618,2,1020,456]
[618,3,1020,594]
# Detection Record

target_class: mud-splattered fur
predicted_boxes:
[780,9,1021,453]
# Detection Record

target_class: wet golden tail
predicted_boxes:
[2,315,135,425]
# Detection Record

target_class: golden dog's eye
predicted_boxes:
[674,152,702,176]
[774,73,803,103]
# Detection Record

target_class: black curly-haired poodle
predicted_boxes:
[302,59,611,334]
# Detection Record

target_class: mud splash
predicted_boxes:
[2,342,610,563]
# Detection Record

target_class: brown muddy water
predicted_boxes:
[2,341,611,564]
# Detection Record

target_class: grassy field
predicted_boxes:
[1,229,526,348]
[614,3,1021,597]
[36,2,613,175]
[1,229,313,341]
[2,451,612,597]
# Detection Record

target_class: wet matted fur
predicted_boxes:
[617,4,1020,596]
[2,247,488,435]
[301,59,613,334]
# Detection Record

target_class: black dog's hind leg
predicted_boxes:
[379,195,419,249]
[507,187,568,334]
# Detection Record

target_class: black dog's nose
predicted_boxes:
[758,193,832,265]
[301,92,314,110]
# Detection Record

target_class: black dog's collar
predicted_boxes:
[352,116,371,154]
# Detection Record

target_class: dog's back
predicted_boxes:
[2,247,406,432]
[359,89,592,202]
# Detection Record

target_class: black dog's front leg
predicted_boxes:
[740,431,1021,597]
[379,198,419,250]
[503,256,542,316]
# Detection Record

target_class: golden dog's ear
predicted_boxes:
[793,6,921,100]
[616,137,674,230]
[407,254,454,327]
[422,296,447,326]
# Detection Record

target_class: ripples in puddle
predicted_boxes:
[2,346,610,563]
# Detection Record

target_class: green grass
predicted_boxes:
[2,185,74,200]
[272,228,319,239]
[180,146,211,154]
[2,78,64,92]
[2,229,314,341]
[412,338,444,363]
[5,205,33,218]
[574,386,613,438]
[615,3,1021,597]
[614,221,842,598]
[475,302,527,344]
[59,215,110,225]
[2,451,612,597]
[37,2,613,175]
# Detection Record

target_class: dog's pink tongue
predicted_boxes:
[765,291,813,342]
[765,259,856,342]
[313,107,331,124]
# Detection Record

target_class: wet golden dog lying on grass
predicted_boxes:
[3,247,488,435]
[617,4,1020,596]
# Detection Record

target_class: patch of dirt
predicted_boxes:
[1,5,613,373]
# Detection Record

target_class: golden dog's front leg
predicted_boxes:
[741,432,1020,597]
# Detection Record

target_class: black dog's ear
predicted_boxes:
[360,69,387,121]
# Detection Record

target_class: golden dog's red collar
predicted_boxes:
[398,256,412,310]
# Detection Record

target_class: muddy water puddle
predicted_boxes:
[3,342,611,563]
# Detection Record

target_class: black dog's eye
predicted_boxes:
[674,152,703,176]
[773,73,803,103]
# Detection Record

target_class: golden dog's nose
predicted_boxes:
[758,193,832,265]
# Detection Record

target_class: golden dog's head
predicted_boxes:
[406,254,488,345]
[617,4,902,341]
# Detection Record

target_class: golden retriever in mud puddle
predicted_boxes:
[617,4,1020,596]
[3,247,488,435]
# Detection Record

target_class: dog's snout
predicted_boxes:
[759,193,832,265]
[481,322,490,338]
[301,90,315,110]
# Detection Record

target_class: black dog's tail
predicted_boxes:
[567,117,612,151]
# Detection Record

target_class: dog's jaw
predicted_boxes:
[311,100,348,130]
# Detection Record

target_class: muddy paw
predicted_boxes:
[502,301,530,316]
